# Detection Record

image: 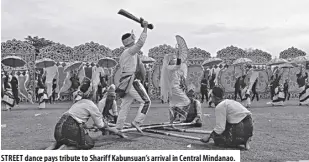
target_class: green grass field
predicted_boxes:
[1,99,309,162]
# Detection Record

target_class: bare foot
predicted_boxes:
[245,137,251,150]
[45,142,58,150]
[131,122,144,135]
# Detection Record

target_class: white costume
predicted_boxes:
[160,54,190,121]
[115,29,151,130]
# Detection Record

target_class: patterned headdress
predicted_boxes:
[122,30,135,47]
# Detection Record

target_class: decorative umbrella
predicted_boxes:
[202,58,222,67]
[278,63,295,78]
[140,55,156,64]
[98,57,117,68]
[35,58,56,68]
[267,58,288,66]
[232,58,252,66]
[175,35,188,62]
[278,63,294,69]
[291,56,309,64]
[63,61,83,73]
[1,56,26,68]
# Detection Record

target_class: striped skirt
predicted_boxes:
[54,113,94,150]
[211,115,253,147]
[299,85,309,105]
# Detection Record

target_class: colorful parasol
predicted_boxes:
[232,58,252,66]
[98,57,117,68]
[175,35,188,62]
[63,61,84,73]
[35,58,56,68]
[202,57,222,67]
[1,56,26,68]
[267,58,288,66]
[140,55,156,64]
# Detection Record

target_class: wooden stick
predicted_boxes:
[122,121,181,129]
[120,123,193,133]
[144,129,202,141]
[154,127,212,134]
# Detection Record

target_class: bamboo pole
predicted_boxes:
[144,129,202,141]
[120,123,193,133]
[155,127,212,134]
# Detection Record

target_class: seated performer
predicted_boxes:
[47,78,125,150]
[160,52,190,125]
[98,84,118,124]
[201,87,253,150]
[182,88,203,127]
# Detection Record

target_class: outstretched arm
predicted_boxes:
[128,21,148,55]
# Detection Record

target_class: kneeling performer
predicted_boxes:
[47,78,123,150]
[201,87,253,150]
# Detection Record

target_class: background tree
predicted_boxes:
[24,36,55,56]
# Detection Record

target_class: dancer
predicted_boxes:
[115,20,151,133]
[46,78,124,150]
[201,86,253,150]
[160,52,190,125]
[99,84,118,124]
[297,70,309,106]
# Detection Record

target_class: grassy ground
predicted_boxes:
[1,99,309,161]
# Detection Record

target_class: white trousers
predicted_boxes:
[116,80,151,129]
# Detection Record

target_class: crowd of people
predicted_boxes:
[199,65,309,108]
[2,19,308,150]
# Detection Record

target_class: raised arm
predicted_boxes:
[128,21,148,55]
[166,58,182,71]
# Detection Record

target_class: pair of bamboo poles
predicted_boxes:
[88,122,211,141]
